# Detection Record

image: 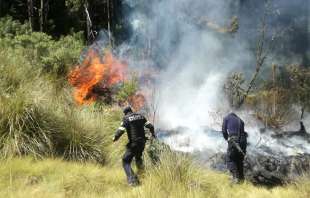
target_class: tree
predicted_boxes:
[287,65,310,120]
[39,0,49,32]
[237,7,268,108]
[27,0,34,30]
[234,0,284,108]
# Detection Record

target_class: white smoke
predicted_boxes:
[124,0,249,126]
[123,0,248,151]
[120,0,310,156]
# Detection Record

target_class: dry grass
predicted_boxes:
[1,151,309,198]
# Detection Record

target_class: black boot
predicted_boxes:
[128,175,139,186]
[136,158,145,176]
[229,167,240,184]
[123,162,138,186]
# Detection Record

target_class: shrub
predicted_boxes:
[40,33,84,79]
[0,16,31,38]
[0,17,83,81]
[115,77,139,103]
[0,18,104,163]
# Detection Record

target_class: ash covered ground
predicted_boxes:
[157,112,310,186]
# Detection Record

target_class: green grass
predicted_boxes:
[1,153,309,198]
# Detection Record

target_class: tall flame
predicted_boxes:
[68,50,127,105]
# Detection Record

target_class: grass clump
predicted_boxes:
[0,84,110,163]
[0,52,55,158]
[50,106,108,164]
[0,94,53,158]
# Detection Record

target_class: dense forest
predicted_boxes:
[0,0,127,41]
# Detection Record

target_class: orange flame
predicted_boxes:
[68,50,127,105]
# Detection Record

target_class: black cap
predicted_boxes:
[123,106,133,115]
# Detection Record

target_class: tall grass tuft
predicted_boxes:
[0,93,54,158]
[0,83,107,162]
[0,50,55,158]
[51,106,107,164]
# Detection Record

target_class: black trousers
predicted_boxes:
[122,141,145,183]
[226,139,246,181]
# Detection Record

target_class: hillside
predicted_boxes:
[0,15,309,198]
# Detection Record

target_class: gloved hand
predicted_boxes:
[112,136,117,142]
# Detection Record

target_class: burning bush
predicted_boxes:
[0,33,106,163]
[68,49,127,105]
[67,47,149,112]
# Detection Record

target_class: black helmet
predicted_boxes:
[123,106,133,115]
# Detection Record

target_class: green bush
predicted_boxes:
[40,33,84,78]
[115,77,139,103]
[0,16,31,38]
[0,17,83,80]
[0,18,105,163]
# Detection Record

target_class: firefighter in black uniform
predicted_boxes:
[222,112,247,183]
[113,106,156,186]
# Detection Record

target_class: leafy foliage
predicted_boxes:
[0,16,31,38]
[287,65,310,115]
[0,17,83,80]
[224,73,246,108]
[1,0,125,40]
[115,77,139,104]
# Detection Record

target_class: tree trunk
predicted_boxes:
[107,0,112,46]
[39,0,44,31]
[272,64,277,116]
[44,0,49,30]
[0,0,3,17]
[301,106,304,120]
[84,1,92,43]
[27,0,34,31]
[237,11,267,108]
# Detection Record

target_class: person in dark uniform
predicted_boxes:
[113,106,156,186]
[222,112,247,183]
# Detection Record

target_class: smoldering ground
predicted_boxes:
[120,0,309,144]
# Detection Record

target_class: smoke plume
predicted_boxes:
[117,0,310,156]
[72,0,309,158]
